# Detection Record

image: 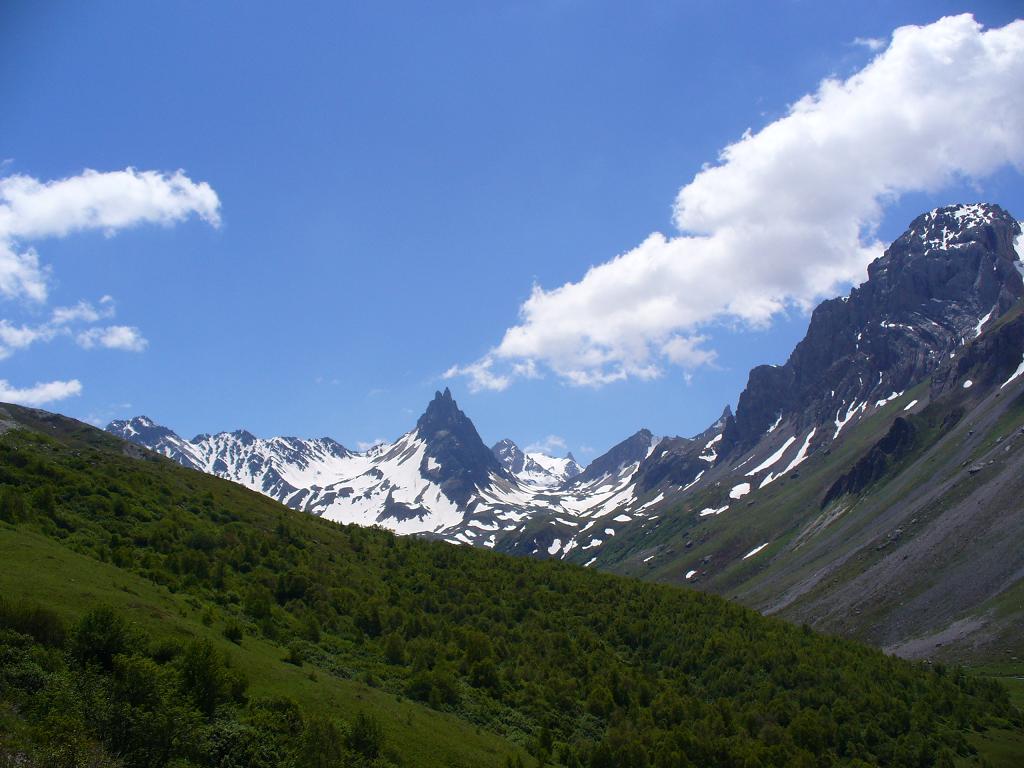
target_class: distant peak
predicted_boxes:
[231,429,257,444]
[106,414,183,447]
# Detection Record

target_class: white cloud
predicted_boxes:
[76,325,148,352]
[0,320,54,359]
[0,299,143,358]
[661,335,717,369]
[0,167,220,302]
[51,299,115,326]
[357,438,387,451]
[448,14,1024,390]
[0,378,82,406]
[0,168,218,403]
[444,357,511,392]
[525,435,567,455]
[852,36,887,51]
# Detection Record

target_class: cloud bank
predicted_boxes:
[447,14,1024,391]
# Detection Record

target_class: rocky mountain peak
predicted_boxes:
[568,428,655,486]
[491,439,526,474]
[417,387,461,431]
[902,203,1019,256]
[415,389,504,504]
[231,429,258,445]
[719,202,1024,460]
[108,415,180,445]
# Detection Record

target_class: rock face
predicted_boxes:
[416,388,506,505]
[718,203,1022,460]
[492,439,526,474]
[821,417,919,508]
[567,429,656,487]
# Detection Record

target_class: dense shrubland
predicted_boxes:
[0,599,393,767]
[0,419,1020,767]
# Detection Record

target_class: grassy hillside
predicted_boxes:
[0,404,1021,767]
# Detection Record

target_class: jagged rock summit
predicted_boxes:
[415,388,505,504]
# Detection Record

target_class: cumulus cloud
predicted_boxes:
[0,378,82,406]
[0,320,53,359]
[448,14,1024,391]
[357,438,387,451]
[0,167,220,302]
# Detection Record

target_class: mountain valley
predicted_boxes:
[108,203,1024,664]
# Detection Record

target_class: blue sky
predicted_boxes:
[2,1,1022,460]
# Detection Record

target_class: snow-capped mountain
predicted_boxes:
[491,439,583,488]
[490,203,1024,570]
[110,388,664,547]
[107,416,355,503]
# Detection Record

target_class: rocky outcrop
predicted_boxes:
[821,417,918,508]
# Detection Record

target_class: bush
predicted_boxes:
[71,606,133,670]
[346,711,384,759]
[285,640,306,666]
[178,638,247,716]
[223,618,244,645]
[0,597,66,647]
[299,715,346,768]
[384,632,406,665]
[0,486,26,523]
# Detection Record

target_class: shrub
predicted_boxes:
[0,597,66,647]
[346,711,384,759]
[223,618,244,645]
[71,606,133,670]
